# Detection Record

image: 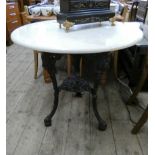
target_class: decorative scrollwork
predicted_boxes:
[42,52,109,130]
[59,75,91,92]
[69,0,109,11]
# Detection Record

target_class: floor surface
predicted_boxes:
[6,44,148,155]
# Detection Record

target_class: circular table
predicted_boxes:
[11,20,143,54]
[11,20,143,131]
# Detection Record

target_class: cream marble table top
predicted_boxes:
[11,20,143,54]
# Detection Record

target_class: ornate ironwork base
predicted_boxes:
[42,52,110,131]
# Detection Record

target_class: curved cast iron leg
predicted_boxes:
[41,53,61,127]
[44,69,60,127]
[91,88,107,131]
[44,89,59,127]
[75,92,82,97]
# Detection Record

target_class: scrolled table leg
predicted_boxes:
[44,88,60,127]
[41,53,62,127]
[91,81,107,131]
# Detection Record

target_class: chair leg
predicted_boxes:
[127,55,148,105]
[129,55,148,134]
[43,68,52,83]
[80,57,83,77]
[67,54,72,77]
[113,51,119,79]
[132,106,148,134]
[34,51,38,79]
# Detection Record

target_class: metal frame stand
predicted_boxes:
[42,52,107,131]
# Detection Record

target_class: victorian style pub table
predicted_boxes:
[11,20,143,131]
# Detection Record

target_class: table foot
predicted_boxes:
[41,53,62,128]
[98,121,107,131]
[92,90,107,131]
[74,92,82,97]
[44,89,59,127]
[44,116,52,127]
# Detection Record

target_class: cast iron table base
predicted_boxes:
[42,52,109,131]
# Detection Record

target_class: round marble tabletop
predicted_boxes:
[11,20,143,54]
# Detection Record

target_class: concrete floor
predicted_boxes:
[6,44,148,155]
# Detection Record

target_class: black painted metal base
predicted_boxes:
[98,121,107,131]
[41,53,108,131]
[74,92,82,97]
[44,116,52,127]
